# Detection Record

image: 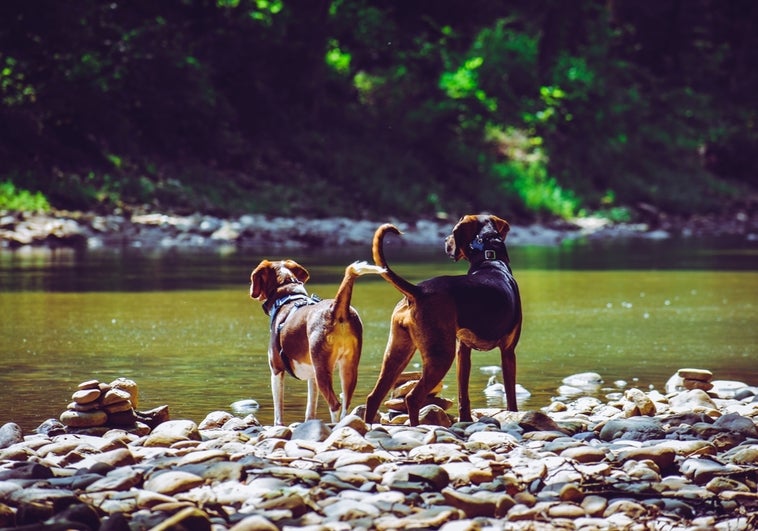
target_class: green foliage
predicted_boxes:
[0,55,36,106]
[0,0,754,219]
[0,181,50,212]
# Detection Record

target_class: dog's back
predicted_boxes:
[372,223,521,340]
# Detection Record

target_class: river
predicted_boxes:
[1,236,756,430]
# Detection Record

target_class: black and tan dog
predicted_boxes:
[364,214,523,426]
[250,259,383,425]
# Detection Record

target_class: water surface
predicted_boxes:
[1,237,756,430]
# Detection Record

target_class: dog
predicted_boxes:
[364,214,522,426]
[250,259,383,425]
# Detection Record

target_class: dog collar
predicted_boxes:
[469,236,503,261]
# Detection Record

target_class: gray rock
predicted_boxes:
[384,464,450,491]
[85,466,143,492]
[598,417,665,441]
[679,457,729,484]
[710,380,749,399]
[198,411,234,430]
[668,389,718,412]
[711,412,758,438]
[519,410,568,433]
[291,419,332,441]
[0,423,23,449]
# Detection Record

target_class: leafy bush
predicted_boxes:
[0,181,50,212]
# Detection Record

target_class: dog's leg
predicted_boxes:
[405,334,456,426]
[314,368,342,422]
[364,321,415,424]
[455,342,474,422]
[271,371,285,426]
[500,345,518,411]
[305,377,319,421]
[337,347,360,421]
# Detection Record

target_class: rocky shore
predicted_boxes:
[1,368,756,530]
[2,207,757,250]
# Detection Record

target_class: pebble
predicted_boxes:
[0,368,756,529]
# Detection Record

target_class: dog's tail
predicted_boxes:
[372,223,420,300]
[332,260,385,322]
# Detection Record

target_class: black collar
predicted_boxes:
[469,235,509,266]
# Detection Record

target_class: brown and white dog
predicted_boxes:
[250,259,383,425]
[364,214,523,426]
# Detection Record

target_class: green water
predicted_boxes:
[1,239,756,430]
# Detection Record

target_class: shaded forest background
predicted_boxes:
[1,0,756,222]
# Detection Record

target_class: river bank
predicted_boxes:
[0,368,757,530]
[1,207,757,251]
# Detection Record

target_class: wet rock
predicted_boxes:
[229,514,279,531]
[198,411,235,430]
[616,444,676,472]
[548,501,585,519]
[711,412,758,438]
[72,388,101,404]
[726,444,758,465]
[598,417,665,441]
[144,419,200,447]
[418,404,453,427]
[562,372,604,389]
[558,483,584,503]
[384,464,450,492]
[668,389,718,414]
[519,410,568,433]
[710,379,749,399]
[581,494,607,516]
[679,457,730,484]
[623,388,657,416]
[0,462,53,481]
[291,419,332,442]
[604,499,649,519]
[149,506,211,531]
[144,470,205,495]
[562,447,606,466]
[60,408,109,428]
[441,487,508,518]
[0,423,23,449]
[85,467,143,492]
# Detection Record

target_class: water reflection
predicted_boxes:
[1,236,756,431]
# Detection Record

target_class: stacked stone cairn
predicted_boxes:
[59,377,167,433]
[677,367,715,392]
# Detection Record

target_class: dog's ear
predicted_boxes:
[489,215,511,239]
[446,215,480,261]
[250,261,273,300]
[282,260,310,284]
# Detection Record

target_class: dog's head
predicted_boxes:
[250,259,310,302]
[445,214,510,262]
